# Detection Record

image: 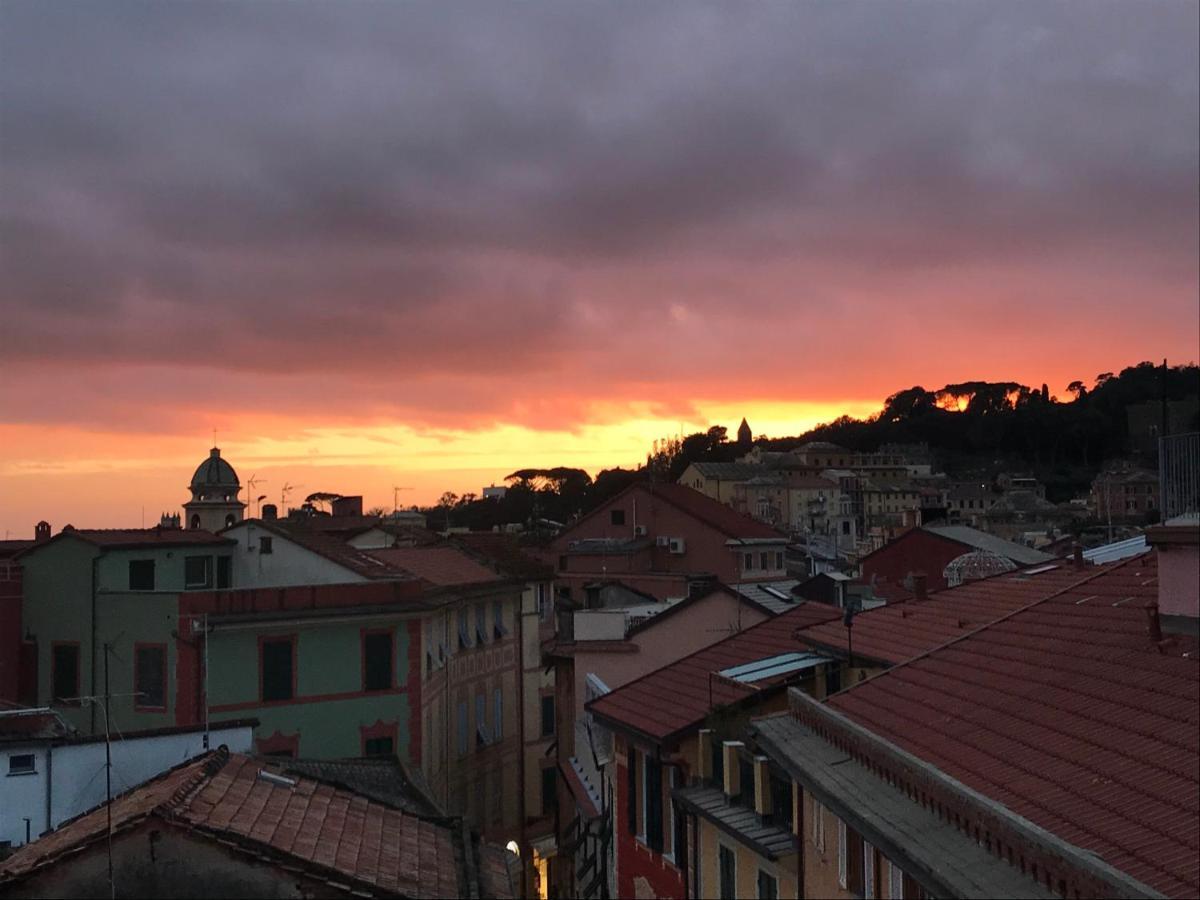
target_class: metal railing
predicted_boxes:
[1159,432,1200,522]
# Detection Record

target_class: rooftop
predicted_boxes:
[20,526,234,555]
[587,601,840,743]
[823,552,1198,898]
[365,546,502,587]
[0,747,513,898]
[919,524,1054,565]
[232,519,410,580]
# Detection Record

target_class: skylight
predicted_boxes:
[718,651,827,684]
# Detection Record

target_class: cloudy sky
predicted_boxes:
[1,1,1197,533]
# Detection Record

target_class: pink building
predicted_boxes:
[550,483,789,605]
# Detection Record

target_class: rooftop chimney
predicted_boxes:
[1072,543,1085,570]
[331,495,363,517]
[1145,605,1163,643]
[912,572,928,601]
[34,521,51,543]
[261,504,278,521]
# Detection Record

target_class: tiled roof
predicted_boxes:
[796,562,1102,665]
[240,520,409,580]
[727,579,805,615]
[451,533,555,580]
[277,756,443,818]
[640,483,786,540]
[20,527,233,555]
[587,602,840,743]
[0,539,35,558]
[365,547,502,587]
[825,552,1200,899]
[0,709,74,743]
[921,524,1054,565]
[684,462,768,480]
[0,748,506,898]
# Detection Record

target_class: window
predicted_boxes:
[838,818,848,887]
[736,756,754,807]
[493,600,507,638]
[718,844,736,900]
[261,638,294,702]
[665,766,677,862]
[743,552,753,569]
[536,584,550,622]
[493,687,503,740]
[52,643,80,704]
[842,520,851,535]
[775,551,784,569]
[259,536,273,554]
[458,608,471,650]
[760,552,769,570]
[626,748,638,836]
[711,734,724,788]
[128,559,155,591]
[610,509,625,526]
[134,644,166,710]
[364,736,393,757]
[457,701,469,756]
[542,765,557,816]
[475,604,488,644]
[8,754,35,776]
[643,754,663,852]
[769,773,793,831]
[362,631,392,692]
[672,768,688,872]
[812,798,826,853]
[864,842,876,900]
[476,693,490,747]
[424,620,434,675]
[216,556,232,589]
[888,860,904,899]
[540,694,555,737]
[184,556,212,589]
[757,869,778,900]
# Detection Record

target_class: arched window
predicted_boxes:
[224,514,236,528]
[189,514,201,530]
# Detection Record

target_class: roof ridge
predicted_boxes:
[827,557,1146,700]
[161,745,230,814]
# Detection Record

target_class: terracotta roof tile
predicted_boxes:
[0,748,508,898]
[365,546,502,587]
[588,602,840,742]
[825,552,1199,898]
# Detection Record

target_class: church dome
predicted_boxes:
[190,447,240,494]
[943,550,1016,587]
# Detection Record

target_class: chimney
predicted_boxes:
[34,521,51,543]
[912,572,928,601]
[261,504,278,521]
[698,729,714,782]
[722,741,744,800]
[332,495,363,517]
[1145,605,1163,643]
[1072,543,1085,570]
[1145,521,1199,636]
[753,756,771,817]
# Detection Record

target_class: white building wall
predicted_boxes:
[222,523,368,587]
[0,723,253,849]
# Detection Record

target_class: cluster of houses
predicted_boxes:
[682,435,1164,564]
[0,439,1196,899]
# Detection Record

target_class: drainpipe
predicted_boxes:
[44,744,52,836]
[90,556,98,733]
[517,585,529,896]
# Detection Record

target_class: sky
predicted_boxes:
[1,2,1197,536]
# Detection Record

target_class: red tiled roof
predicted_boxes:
[240,520,409,580]
[451,533,555,580]
[587,602,840,743]
[0,748,487,897]
[797,562,1102,665]
[644,483,786,539]
[826,552,1200,899]
[20,527,233,555]
[366,546,502,587]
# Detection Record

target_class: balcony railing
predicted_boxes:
[1159,432,1200,522]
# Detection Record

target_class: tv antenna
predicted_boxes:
[246,474,267,517]
[281,482,302,511]
[392,485,412,514]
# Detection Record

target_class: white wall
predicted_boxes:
[0,723,253,848]
[222,522,368,587]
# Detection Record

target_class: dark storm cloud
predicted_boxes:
[1,1,1196,425]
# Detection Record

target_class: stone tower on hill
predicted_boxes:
[737,417,752,448]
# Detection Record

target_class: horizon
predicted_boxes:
[2,2,1197,536]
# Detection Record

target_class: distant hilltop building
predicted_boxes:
[736,417,753,448]
[182,446,246,531]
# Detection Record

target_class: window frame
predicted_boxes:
[610,509,626,526]
[258,536,273,555]
[8,753,36,776]
[757,868,778,900]
[718,843,737,900]
[216,555,232,589]
[51,641,81,706]
[183,555,213,590]
[493,686,503,741]
[361,628,394,693]
[128,559,156,591]
[540,693,555,738]
[259,634,297,703]
[133,642,168,712]
[457,700,469,756]
[542,763,557,816]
